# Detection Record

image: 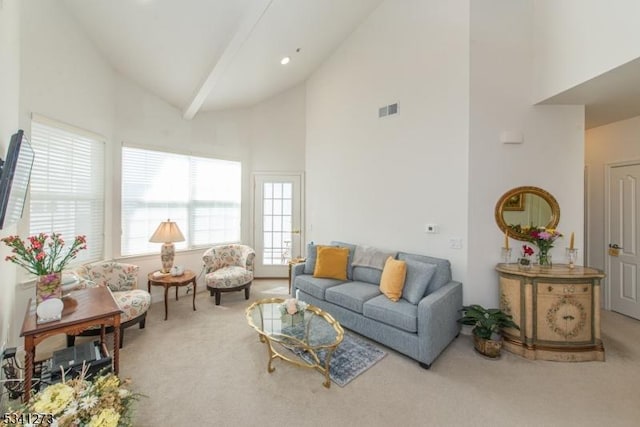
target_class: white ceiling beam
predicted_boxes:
[182,0,274,120]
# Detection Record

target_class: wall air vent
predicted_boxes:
[379,103,399,118]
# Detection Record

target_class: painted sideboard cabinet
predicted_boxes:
[496,263,605,362]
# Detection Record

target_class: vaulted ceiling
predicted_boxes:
[62,0,639,129]
[63,0,384,119]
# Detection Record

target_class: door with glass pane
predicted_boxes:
[253,174,302,277]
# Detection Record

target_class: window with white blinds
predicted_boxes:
[121,146,241,256]
[29,118,105,264]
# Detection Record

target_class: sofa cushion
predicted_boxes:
[295,275,346,300]
[352,266,383,285]
[325,281,381,314]
[205,266,253,288]
[303,243,320,274]
[363,295,418,333]
[397,252,452,293]
[112,289,152,323]
[379,257,407,302]
[314,246,349,280]
[402,259,437,304]
[330,241,357,280]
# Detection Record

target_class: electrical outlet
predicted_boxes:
[449,238,463,249]
[425,224,438,233]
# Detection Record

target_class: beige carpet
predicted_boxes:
[26,279,640,426]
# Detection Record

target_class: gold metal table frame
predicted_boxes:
[246,297,344,388]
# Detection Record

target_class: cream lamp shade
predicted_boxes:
[149,219,185,273]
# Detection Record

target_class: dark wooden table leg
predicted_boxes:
[192,278,197,311]
[175,286,179,301]
[23,336,34,403]
[147,279,151,293]
[164,284,169,320]
[113,316,121,374]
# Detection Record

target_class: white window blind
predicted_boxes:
[29,118,105,264]
[121,146,241,256]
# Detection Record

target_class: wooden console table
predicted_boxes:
[20,286,122,402]
[496,263,605,362]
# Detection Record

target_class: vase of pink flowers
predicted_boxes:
[2,233,87,305]
[280,298,308,326]
[527,227,562,267]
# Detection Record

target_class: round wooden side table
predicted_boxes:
[147,270,197,320]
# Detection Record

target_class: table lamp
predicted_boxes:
[149,219,185,273]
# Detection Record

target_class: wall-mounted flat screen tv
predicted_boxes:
[0,130,35,229]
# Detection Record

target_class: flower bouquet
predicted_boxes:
[279,298,308,326]
[3,366,141,427]
[527,227,562,266]
[2,233,87,305]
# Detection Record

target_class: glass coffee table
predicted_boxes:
[246,298,344,388]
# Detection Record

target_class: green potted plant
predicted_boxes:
[458,304,519,358]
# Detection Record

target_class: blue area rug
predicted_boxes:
[287,329,387,387]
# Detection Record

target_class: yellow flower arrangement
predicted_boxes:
[2,366,141,427]
[30,383,75,415]
[88,408,120,427]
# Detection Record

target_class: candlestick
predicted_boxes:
[566,248,578,269]
[504,230,509,250]
[569,232,575,250]
[501,247,512,264]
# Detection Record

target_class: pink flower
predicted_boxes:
[286,299,298,315]
[538,231,552,240]
[523,245,534,256]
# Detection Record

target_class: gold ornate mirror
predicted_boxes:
[495,186,560,241]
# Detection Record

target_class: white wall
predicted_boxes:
[469,0,585,307]
[306,0,470,285]
[249,83,306,173]
[0,0,21,350]
[533,0,640,103]
[585,116,640,284]
[19,0,116,138]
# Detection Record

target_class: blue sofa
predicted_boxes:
[291,242,462,368]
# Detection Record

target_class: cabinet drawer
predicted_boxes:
[538,282,591,296]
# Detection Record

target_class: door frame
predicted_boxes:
[603,159,640,310]
[250,171,305,277]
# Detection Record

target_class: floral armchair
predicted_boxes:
[67,261,151,348]
[203,244,255,305]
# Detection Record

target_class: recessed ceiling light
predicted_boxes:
[280,57,291,65]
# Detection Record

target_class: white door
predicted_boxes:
[253,174,302,278]
[608,163,640,319]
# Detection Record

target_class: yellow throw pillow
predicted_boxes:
[313,246,349,280]
[380,256,407,302]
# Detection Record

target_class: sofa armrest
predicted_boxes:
[291,263,307,296]
[417,280,463,366]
